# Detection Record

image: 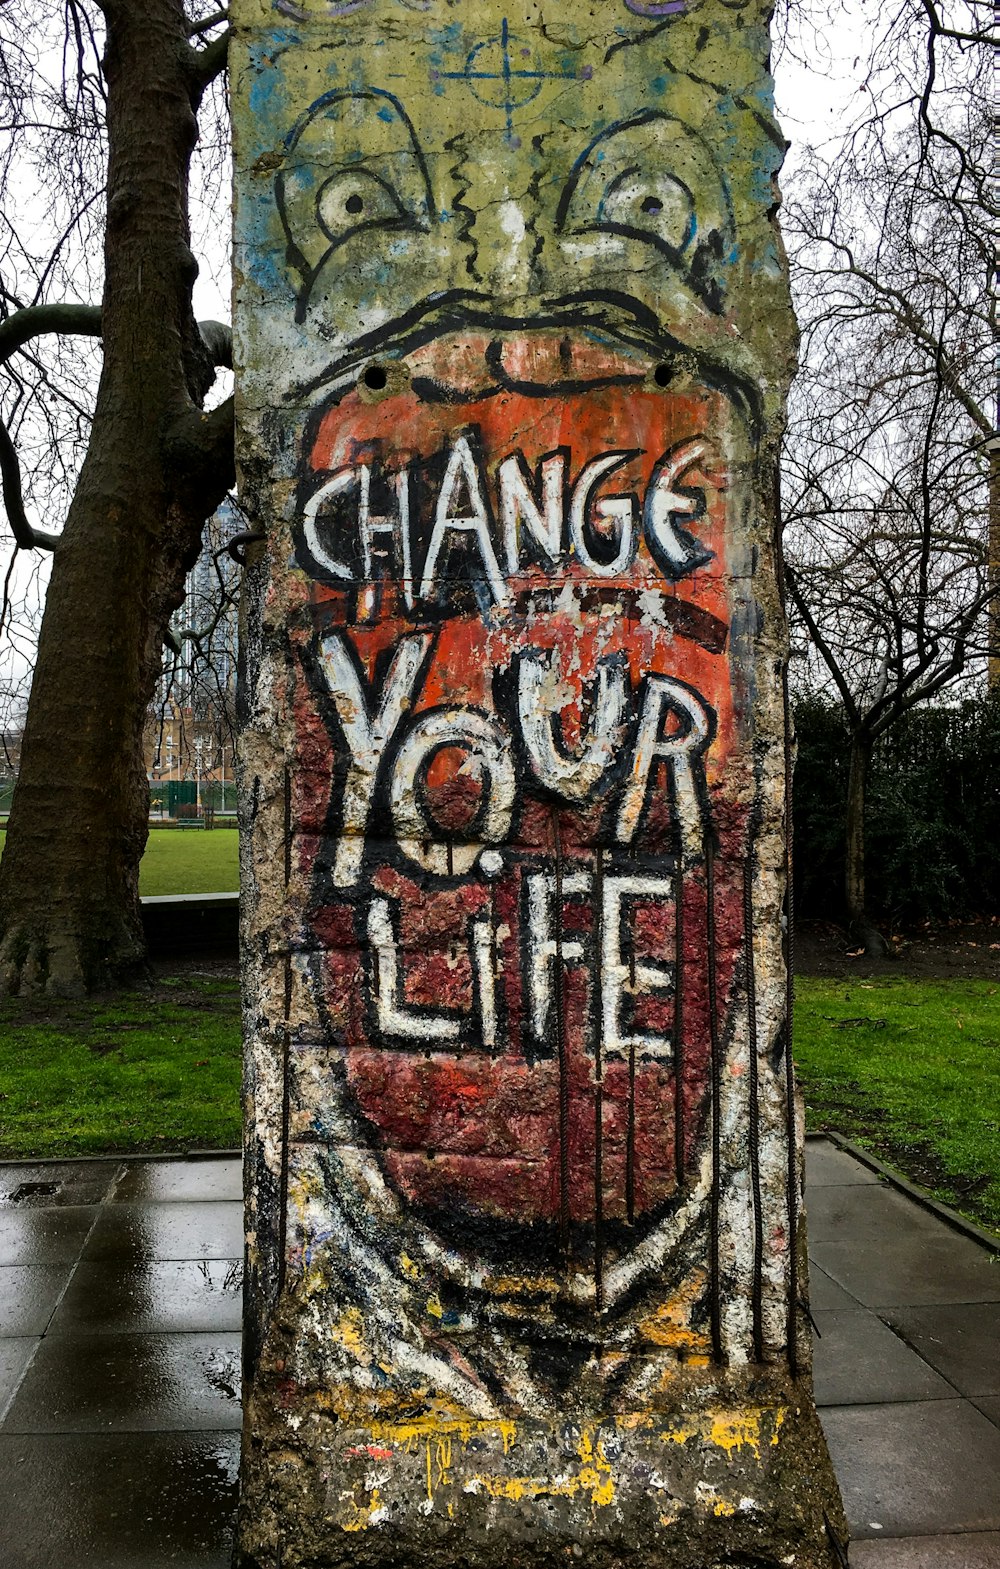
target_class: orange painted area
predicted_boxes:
[293,335,753,1230]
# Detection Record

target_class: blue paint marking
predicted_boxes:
[432,18,592,148]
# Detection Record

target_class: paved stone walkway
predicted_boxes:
[0,1138,997,1567]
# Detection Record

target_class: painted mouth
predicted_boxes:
[290,290,761,436]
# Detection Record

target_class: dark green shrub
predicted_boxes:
[793,695,1000,924]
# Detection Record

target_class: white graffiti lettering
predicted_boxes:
[298,432,717,604]
[616,675,711,859]
[367,898,462,1041]
[419,435,510,607]
[643,439,715,578]
[599,871,674,1060]
[568,451,637,576]
[527,871,590,1039]
[367,869,676,1054]
[317,632,712,876]
[317,631,432,886]
[367,898,499,1050]
[389,707,516,875]
[500,452,565,572]
[517,651,627,802]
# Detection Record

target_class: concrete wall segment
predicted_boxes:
[232,1,843,1562]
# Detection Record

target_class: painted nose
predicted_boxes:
[470,196,535,298]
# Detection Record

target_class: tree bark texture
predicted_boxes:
[0,0,233,996]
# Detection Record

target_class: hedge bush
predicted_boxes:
[793,695,1000,925]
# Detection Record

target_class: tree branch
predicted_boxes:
[0,303,102,366]
[189,8,228,37]
[1,309,232,551]
[186,28,230,98]
[198,319,232,369]
[784,565,861,728]
[0,416,61,551]
[164,395,236,511]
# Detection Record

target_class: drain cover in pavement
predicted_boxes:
[8,1181,61,1203]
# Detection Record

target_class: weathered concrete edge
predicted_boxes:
[0,1149,242,1167]
[811,1131,1000,1254]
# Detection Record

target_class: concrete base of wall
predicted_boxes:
[236,1372,846,1569]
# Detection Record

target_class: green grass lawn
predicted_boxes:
[0,973,241,1158]
[0,826,240,896]
[795,974,1000,1234]
[138,827,239,894]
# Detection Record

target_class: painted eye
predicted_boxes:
[597,168,695,256]
[555,112,734,313]
[316,169,406,242]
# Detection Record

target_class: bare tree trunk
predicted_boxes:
[0,0,232,996]
[844,732,888,956]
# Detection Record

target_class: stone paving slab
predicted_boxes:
[808,1184,1000,1306]
[47,1258,243,1336]
[881,1303,1000,1398]
[812,1309,954,1407]
[81,1201,244,1263]
[0,1162,121,1208]
[2,1331,242,1434]
[0,1265,71,1337]
[974,1397,1000,1429]
[820,1399,1000,1539]
[849,1534,1000,1566]
[0,1431,238,1569]
[112,1159,243,1204]
[808,1261,862,1311]
[805,1137,882,1188]
[0,1340,35,1420]
[0,1205,97,1267]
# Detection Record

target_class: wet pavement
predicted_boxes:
[0,1139,997,1567]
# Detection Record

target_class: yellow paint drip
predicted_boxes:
[710,1413,763,1459]
[469,1428,614,1511]
[341,1486,386,1533]
[660,1407,789,1461]
[369,1416,518,1455]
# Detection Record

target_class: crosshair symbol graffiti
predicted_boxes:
[433,18,592,147]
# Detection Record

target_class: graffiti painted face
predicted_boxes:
[272,5,766,1331]
[272,3,764,389]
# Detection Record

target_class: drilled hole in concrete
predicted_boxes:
[10,1181,60,1202]
[653,363,671,387]
[363,364,388,391]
